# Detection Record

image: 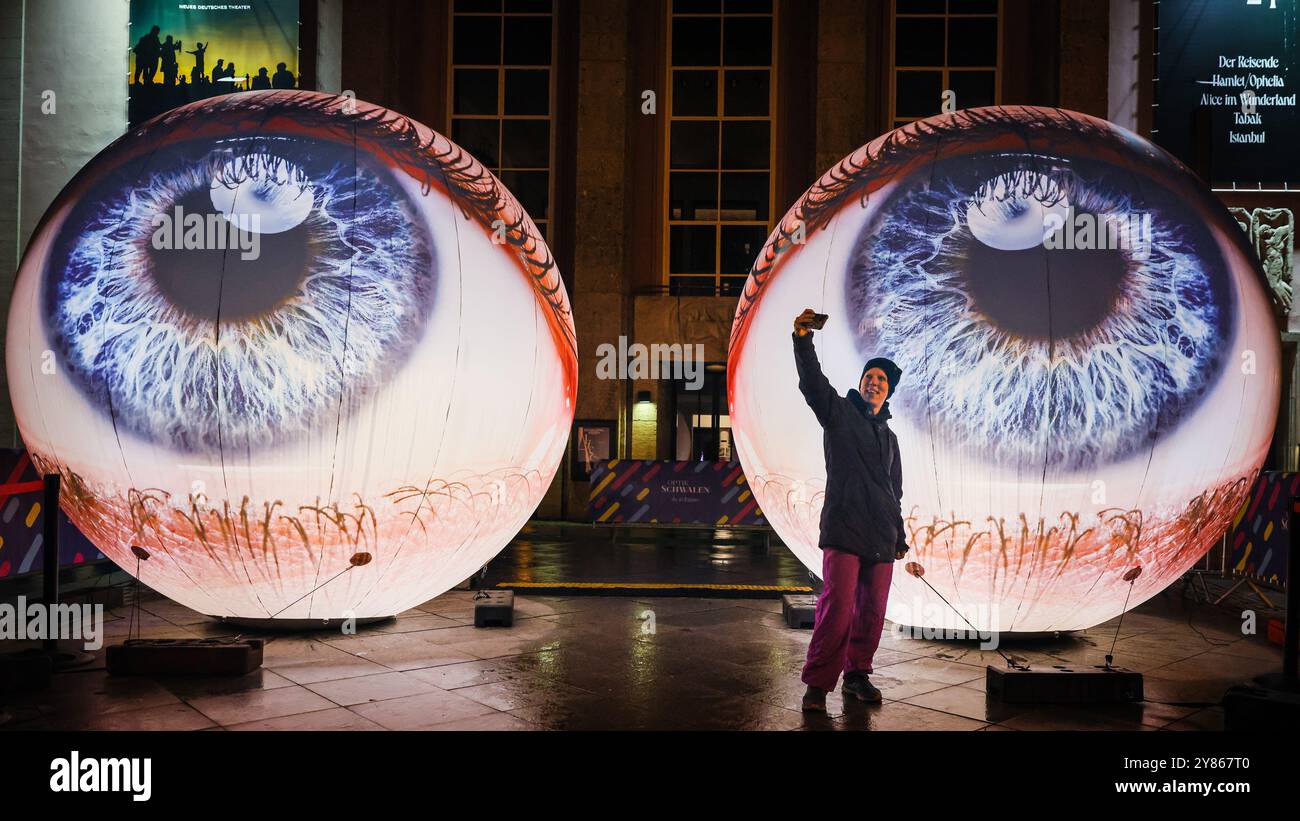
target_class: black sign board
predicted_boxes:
[1155,0,1299,188]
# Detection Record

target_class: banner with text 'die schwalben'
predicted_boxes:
[588,461,767,526]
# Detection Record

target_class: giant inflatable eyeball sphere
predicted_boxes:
[729,106,1279,633]
[6,91,576,621]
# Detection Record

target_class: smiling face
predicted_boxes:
[859,367,889,409]
[6,91,576,620]
[728,106,1279,633]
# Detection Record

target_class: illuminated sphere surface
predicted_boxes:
[728,106,1278,633]
[6,91,576,620]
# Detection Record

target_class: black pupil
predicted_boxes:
[147,188,311,322]
[962,232,1128,340]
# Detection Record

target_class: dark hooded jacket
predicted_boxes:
[793,331,907,564]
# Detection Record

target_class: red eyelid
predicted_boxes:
[95,109,433,182]
[411,128,578,392]
[727,109,1202,400]
[42,97,578,399]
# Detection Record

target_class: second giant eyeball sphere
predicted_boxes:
[728,106,1279,633]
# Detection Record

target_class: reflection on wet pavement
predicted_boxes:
[0,580,1276,730]
[481,523,812,591]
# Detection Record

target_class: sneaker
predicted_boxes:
[801,685,828,713]
[842,673,882,703]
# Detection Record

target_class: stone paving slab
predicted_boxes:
[0,585,1282,731]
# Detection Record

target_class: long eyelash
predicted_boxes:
[132,91,575,359]
[209,150,313,191]
[969,167,1067,211]
[729,106,1135,351]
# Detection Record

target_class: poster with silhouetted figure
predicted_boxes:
[128,0,299,128]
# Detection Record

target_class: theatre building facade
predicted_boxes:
[1,1,1296,523]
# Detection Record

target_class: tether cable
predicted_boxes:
[904,560,1030,670]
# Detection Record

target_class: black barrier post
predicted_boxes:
[1286,501,1299,686]
[41,473,60,654]
[37,473,92,669]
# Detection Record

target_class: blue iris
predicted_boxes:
[846,152,1234,471]
[44,134,436,454]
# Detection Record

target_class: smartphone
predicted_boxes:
[809,313,829,330]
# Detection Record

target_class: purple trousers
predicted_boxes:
[800,547,894,691]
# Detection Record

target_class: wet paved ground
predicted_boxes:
[0,583,1281,731]
[482,522,811,591]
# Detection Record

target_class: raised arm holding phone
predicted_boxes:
[791,308,907,712]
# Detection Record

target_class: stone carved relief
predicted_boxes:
[1229,206,1295,320]
[1255,208,1295,314]
[675,300,735,356]
[1230,206,1252,237]
[632,296,737,363]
